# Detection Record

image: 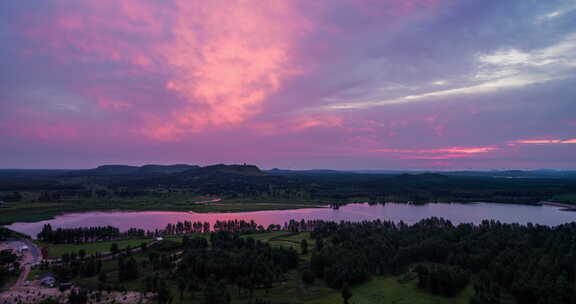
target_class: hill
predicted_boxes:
[65,164,200,176]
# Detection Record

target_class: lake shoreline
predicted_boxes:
[541,201,576,211]
[0,199,569,226]
[6,202,576,238]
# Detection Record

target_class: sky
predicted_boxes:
[1,0,575,170]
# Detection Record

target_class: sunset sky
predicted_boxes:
[1,0,575,170]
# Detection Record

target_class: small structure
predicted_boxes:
[155,237,164,241]
[18,245,29,253]
[40,273,56,288]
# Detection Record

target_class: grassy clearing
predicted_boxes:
[27,267,52,281]
[306,276,473,304]
[240,231,292,241]
[36,238,155,259]
[267,232,312,251]
[35,234,195,259]
[234,269,336,304]
[272,232,312,243]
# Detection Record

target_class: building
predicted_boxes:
[18,245,29,253]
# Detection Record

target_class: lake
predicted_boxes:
[7,202,576,238]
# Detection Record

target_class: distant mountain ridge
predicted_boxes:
[266,168,576,178]
[189,164,265,176]
[88,164,198,175]
[65,163,265,177]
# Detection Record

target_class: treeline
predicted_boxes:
[285,219,326,232]
[0,191,23,202]
[213,220,260,233]
[307,218,576,303]
[3,169,576,209]
[36,189,168,202]
[37,225,146,244]
[163,221,211,235]
[37,220,281,245]
[163,220,288,235]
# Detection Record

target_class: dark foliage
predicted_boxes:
[0,227,15,241]
[37,224,145,244]
[309,218,576,303]
[414,263,469,296]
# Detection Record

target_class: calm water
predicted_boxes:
[7,202,576,238]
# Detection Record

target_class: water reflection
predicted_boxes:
[7,202,576,237]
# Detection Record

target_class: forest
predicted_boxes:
[1,164,576,225]
[308,218,575,304]
[29,217,576,304]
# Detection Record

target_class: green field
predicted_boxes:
[240,231,292,241]
[36,238,154,259]
[306,277,473,304]
[35,234,206,259]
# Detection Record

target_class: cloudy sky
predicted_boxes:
[1,0,575,170]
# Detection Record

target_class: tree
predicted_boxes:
[118,257,139,281]
[178,278,187,299]
[315,238,324,250]
[302,269,315,285]
[78,249,86,260]
[110,243,119,255]
[98,271,107,284]
[341,282,352,304]
[203,278,231,304]
[301,239,309,255]
[157,281,172,304]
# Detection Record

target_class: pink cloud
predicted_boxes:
[374,147,497,154]
[511,138,576,144]
[374,146,498,160]
[251,115,344,136]
[23,0,313,141]
[17,0,447,143]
